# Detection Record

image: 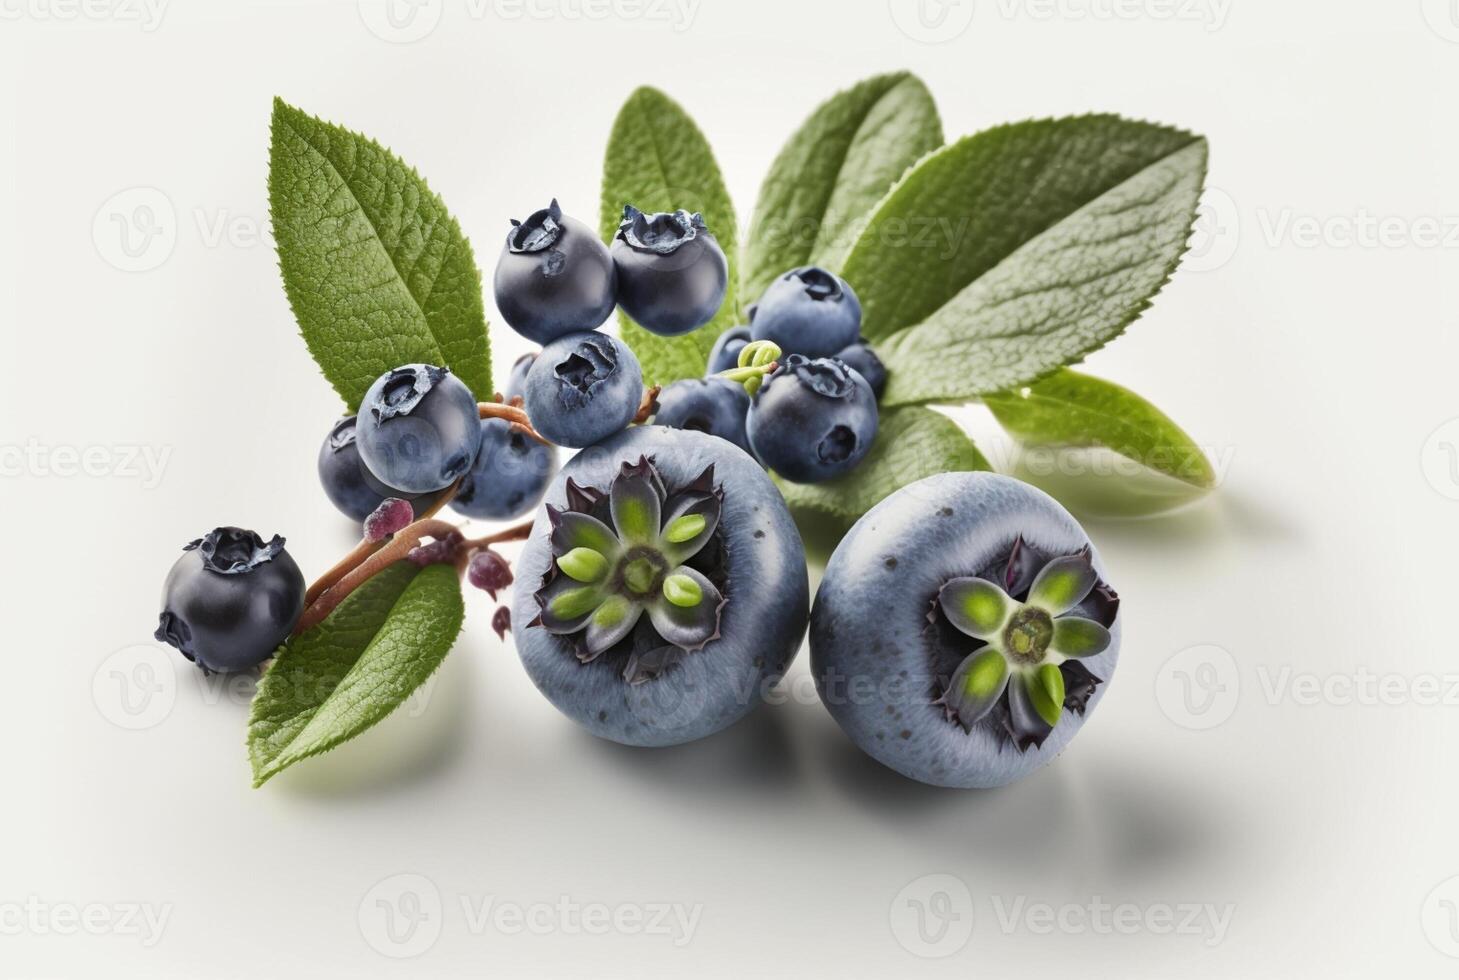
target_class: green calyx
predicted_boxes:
[716,340,781,396]
[663,573,703,608]
[557,547,608,583]
[621,556,659,595]
[1003,607,1054,665]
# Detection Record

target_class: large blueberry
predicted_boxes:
[154,528,306,674]
[450,418,559,521]
[522,332,644,448]
[749,266,861,357]
[512,426,809,747]
[652,378,752,455]
[316,415,422,523]
[356,364,481,494]
[810,473,1122,788]
[611,205,728,337]
[746,355,878,483]
[706,324,751,375]
[493,199,617,343]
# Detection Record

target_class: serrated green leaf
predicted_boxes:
[599,87,738,386]
[984,369,1215,488]
[247,562,464,787]
[778,405,990,522]
[269,98,492,409]
[839,115,1207,405]
[741,72,942,303]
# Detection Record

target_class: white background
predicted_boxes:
[3,0,1458,975]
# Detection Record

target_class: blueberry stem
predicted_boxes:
[631,385,662,425]
[478,398,551,446]
[717,340,781,395]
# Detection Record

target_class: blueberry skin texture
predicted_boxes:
[155,529,305,674]
[750,266,862,358]
[503,351,536,401]
[706,325,751,375]
[833,340,887,400]
[746,355,878,483]
[317,416,422,523]
[512,427,809,747]
[356,365,481,494]
[522,332,644,448]
[450,418,558,521]
[611,208,729,336]
[493,202,617,344]
[652,378,752,455]
[810,473,1122,789]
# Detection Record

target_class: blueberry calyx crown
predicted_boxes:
[785,265,844,303]
[371,364,449,423]
[530,456,726,685]
[185,527,287,576]
[931,536,1119,753]
[324,415,358,454]
[553,335,619,400]
[770,354,858,400]
[616,204,707,255]
[506,198,565,253]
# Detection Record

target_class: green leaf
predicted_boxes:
[984,369,1215,487]
[269,98,492,409]
[779,405,990,522]
[741,72,942,303]
[599,87,739,386]
[840,115,1207,405]
[247,562,464,787]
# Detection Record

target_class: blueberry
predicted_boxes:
[522,332,644,448]
[154,528,306,674]
[833,338,887,400]
[450,418,559,521]
[749,266,862,358]
[317,416,421,523]
[746,355,878,483]
[493,199,617,344]
[503,351,536,401]
[810,473,1122,788]
[706,324,751,375]
[652,378,752,455]
[512,426,809,746]
[356,364,481,494]
[611,205,728,336]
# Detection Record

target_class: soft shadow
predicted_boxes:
[578,702,801,802]
[264,652,474,800]
[791,508,852,566]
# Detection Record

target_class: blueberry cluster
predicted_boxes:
[653,265,887,484]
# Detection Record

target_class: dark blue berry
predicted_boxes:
[356,364,481,494]
[611,205,728,336]
[749,266,862,357]
[833,339,887,400]
[652,378,752,456]
[493,199,617,344]
[522,332,644,448]
[451,419,558,521]
[746,355,878,483]
[154,528,305,674]
[706,324,751,375]
[317,415,421,522]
